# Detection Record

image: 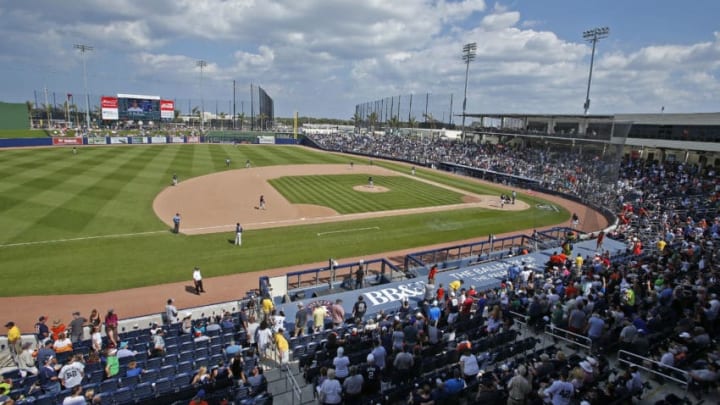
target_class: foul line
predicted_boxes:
[317,226,380,237]
[0,230,168,248]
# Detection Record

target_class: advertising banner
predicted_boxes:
[130,137,148,144]
[150,136,167,144]
[170,136,185,143]
[160,100,175,120]
[88,137,107,145]
[101,96,119,120]
[257,135,275,144]
[110,137,128,144]
[187,136,200,144]
[52,137,83,145]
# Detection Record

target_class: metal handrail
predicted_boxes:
[543,324,592,351]
[617,350,689,387]
[284,363,304,405]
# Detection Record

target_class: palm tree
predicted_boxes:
[257,113,268,130]
[173,110,181,123]
[219,112,226,130]
[367,112,378,134]
[352,112,362,129]
[68,103,79,128]
[236,112,245,130]
[388,115,400,130]
[191,106,201,128]
[26,101,34,128]
[423,113,436,129]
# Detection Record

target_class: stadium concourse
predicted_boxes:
[2,136,719,404]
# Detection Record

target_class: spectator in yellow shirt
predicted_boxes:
[449,279,464,293]
[261,296,274,322]
[5,321,22,362]
[657,239,667,252]
[274,329,289,365]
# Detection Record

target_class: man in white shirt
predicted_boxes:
[59,355,85,389]
[193,266,205,294]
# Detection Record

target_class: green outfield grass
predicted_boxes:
[0,129,52,138]
[0,144,568,296]
[269,174,465,213]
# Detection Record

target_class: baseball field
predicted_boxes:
[0,144,569,297]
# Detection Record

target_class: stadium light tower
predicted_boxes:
[73,44,94,129]
[196,60,208,131]
[582,26,609,115]
[461,42,477,140]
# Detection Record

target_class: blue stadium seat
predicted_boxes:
[134,382,155,402]
[176,361,194,374]
[194,357,209,369]
[178,350,194,363]
[164,353,179,366]
[100,377,119,393]
[172,372,193,391]
[32,394,54,405]
[146,356,162,370]
[195,346,209,359]
[120,374,140,388]
[159,365,176,379]
[154,377,174,396]
[111,386,134,405]
[142,368,159,383]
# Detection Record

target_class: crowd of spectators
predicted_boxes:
[4,134,720,404]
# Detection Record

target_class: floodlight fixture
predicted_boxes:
[582,27,609,115]
[74,44,94,129]
[461,42,477,140]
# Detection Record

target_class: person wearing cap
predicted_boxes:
[293,302,308,337]
[362,353,382,395]
[68,311,87,343]
[116,341,136,359]
[4,321,22,363]
[18,342,38,377]
[34,316,50,345]
[105,348,120,378]
[39,355,61,394]
[192,266,205,294]
[507,364,532,405]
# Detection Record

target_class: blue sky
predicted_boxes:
[1,0,718,119]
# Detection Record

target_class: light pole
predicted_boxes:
[582,27,609,115]
[196,60,208,131]
[73,44,93,129]
[461,42,477,140]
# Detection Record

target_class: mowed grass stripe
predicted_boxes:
[6,147,163,242]
[0,205,567,295]
[0,148,140,241]
[270,174,465,214]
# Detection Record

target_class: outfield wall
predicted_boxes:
[0,134,298,148]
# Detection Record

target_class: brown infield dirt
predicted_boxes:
[1,153,607,332]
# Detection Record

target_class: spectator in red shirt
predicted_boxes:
[428,265,438,284]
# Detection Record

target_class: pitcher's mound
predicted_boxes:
[353,185,389,193]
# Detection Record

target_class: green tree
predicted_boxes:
[367,112,378,134]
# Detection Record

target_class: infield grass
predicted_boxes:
[270,174,465,213]
[0,144,568,296]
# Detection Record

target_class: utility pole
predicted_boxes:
[73,44,93,130]
[582,27,609,115]
[461,42,477,140]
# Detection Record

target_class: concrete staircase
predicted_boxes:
[262,361,316,405]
